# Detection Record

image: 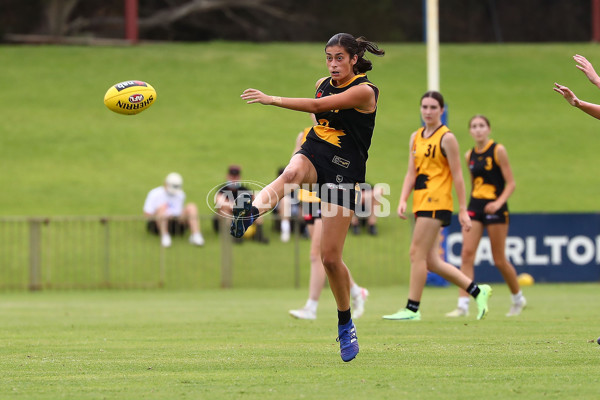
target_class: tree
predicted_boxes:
[44,0,80,37]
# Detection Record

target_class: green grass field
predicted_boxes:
[1,42,600,398]
[2,42,600,288]
[2,42,600,216]
[1,285,599,400]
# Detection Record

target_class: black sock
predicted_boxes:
[253,223,269,243]
[467,282,481,298]
[406,299,420,312]
[338,308,351,326]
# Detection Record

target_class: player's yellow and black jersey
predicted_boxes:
[467,140,508,215]
[468,140,504,201]
[300,127,311,145]
[302,74,379,183]
[412,125,453,213]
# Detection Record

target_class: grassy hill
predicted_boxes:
[2,42,600,216]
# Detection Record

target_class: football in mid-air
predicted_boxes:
[103,80,156,115]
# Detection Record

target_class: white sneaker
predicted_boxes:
[280,230,290,243]
[161,234,172,248]
[445,308,469,317]
[352,287,369,319]
[506,296,527,317]
[289,307,316,320]
[189,232,205,246]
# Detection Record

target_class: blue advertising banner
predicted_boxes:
[441,213,600,283]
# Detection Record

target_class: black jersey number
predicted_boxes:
[424,144,437,158]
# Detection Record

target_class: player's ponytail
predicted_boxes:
[326,33,385,75]
[355,37,385,74]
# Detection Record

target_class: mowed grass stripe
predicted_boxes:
[0,285,598,399]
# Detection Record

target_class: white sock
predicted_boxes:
[305,299,318,312]
[458,296,470,310]
[281,220,291,234]
[511,290,524,304]
[350,283,361,299]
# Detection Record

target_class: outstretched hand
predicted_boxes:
[240,88,273,105]
[574,54,600,87]
[553,83,580,107]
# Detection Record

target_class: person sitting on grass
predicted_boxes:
[213,165,269,243]
[143,172,205,248]
[350,182,384,236]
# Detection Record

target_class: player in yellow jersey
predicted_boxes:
[555,54,600,119]
[445,115,526,318]
[383,91,492,321]
[234,33,384,362]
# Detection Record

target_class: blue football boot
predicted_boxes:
[336,319,359,362]
[230,192,255,238]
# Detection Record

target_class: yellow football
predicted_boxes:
[243,224,256,239]
[103,80,157,115]
[517,272,535,286]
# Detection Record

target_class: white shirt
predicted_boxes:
[143,186,185,217]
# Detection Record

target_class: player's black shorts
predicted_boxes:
[414,210,452,227]
[468,200,509,225]
[296,143,363,212]
[147,219,188,235]
[301,201,321,225]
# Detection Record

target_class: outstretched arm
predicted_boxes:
[240,84,376,114]
[574,54,600,89]
[554,82,600,120]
